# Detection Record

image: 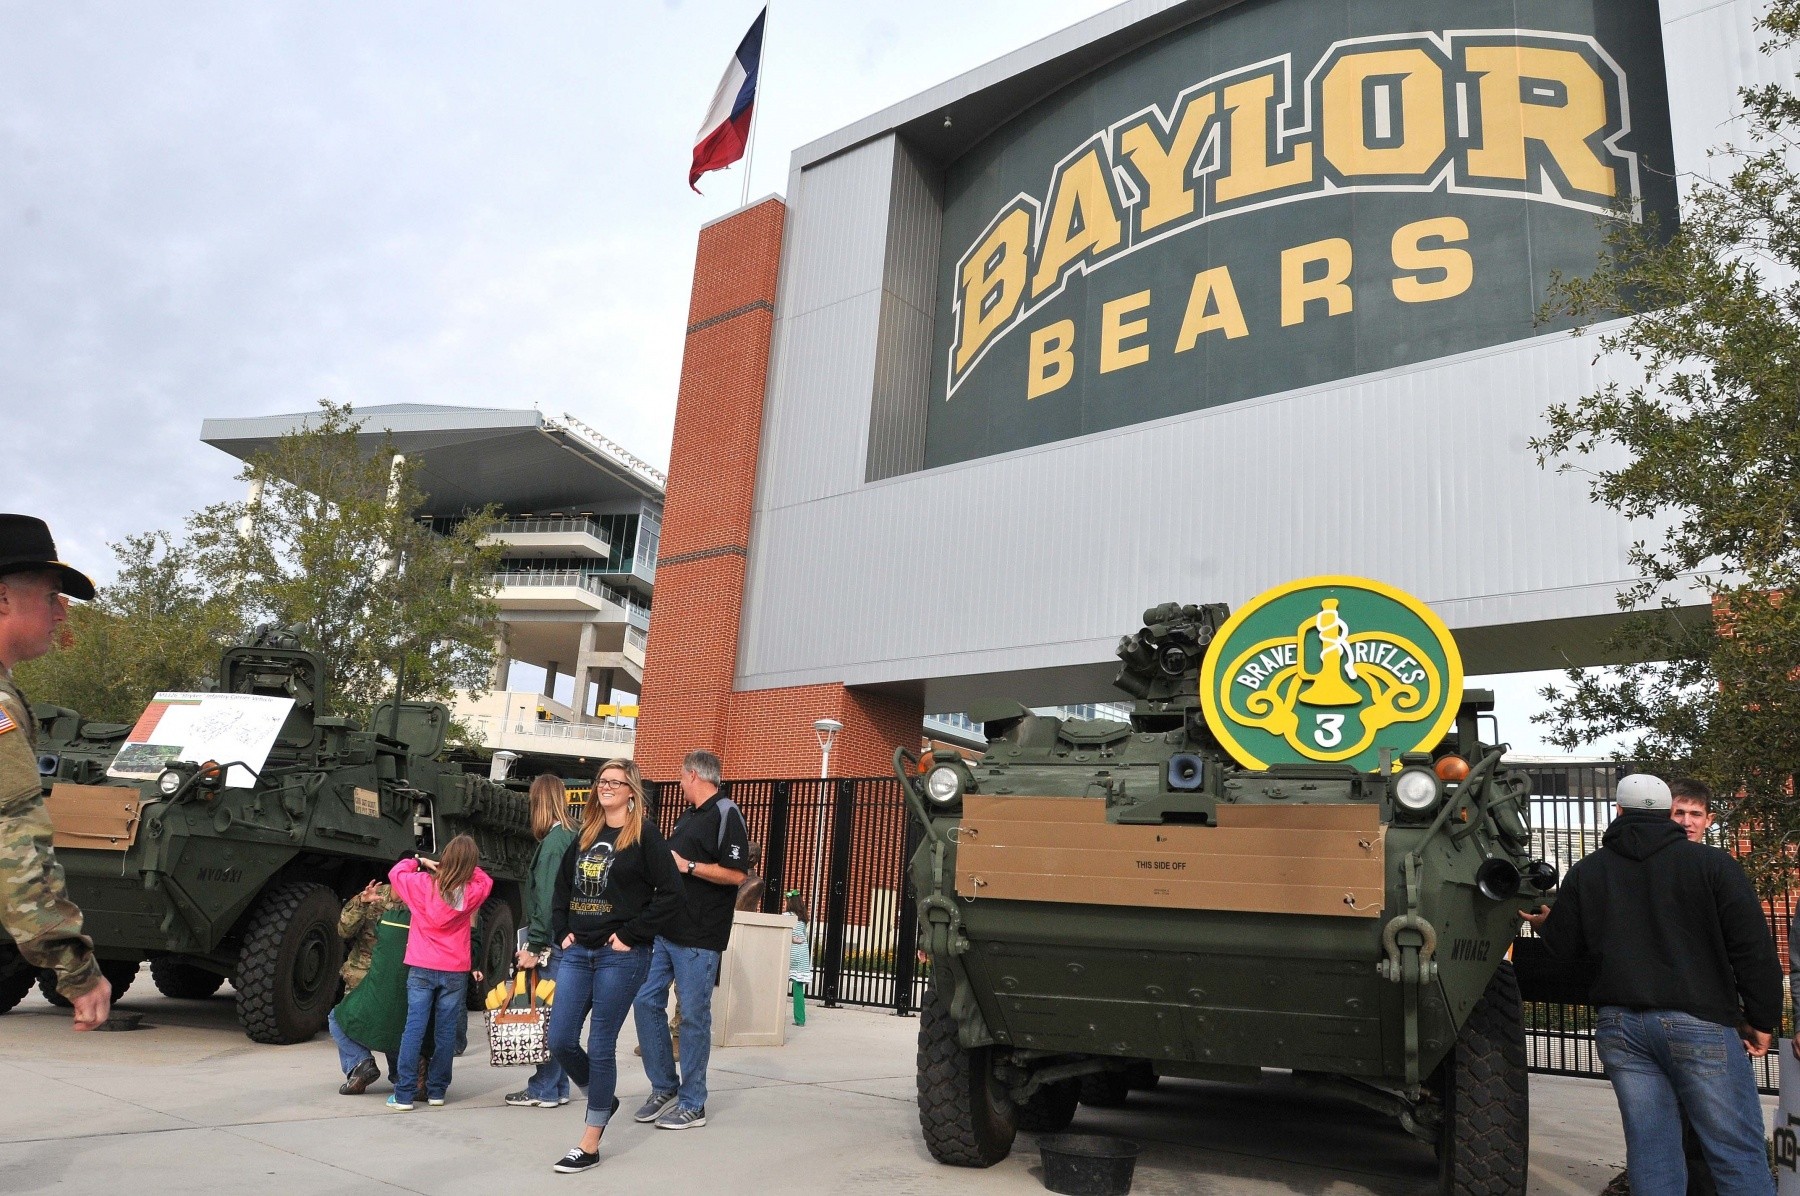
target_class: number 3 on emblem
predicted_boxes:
[1313,713,1345,748]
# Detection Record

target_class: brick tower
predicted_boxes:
[634,199,923,781]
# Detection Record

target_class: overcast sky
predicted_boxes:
[0,0,1593,752]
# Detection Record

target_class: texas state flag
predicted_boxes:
[690,7,766,192]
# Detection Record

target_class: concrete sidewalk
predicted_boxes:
[0,976,1677,1194]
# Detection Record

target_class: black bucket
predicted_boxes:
[1037,1134,1141,1196]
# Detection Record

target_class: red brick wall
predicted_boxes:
[637,198,924,781]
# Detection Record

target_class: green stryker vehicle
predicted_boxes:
[896,591,1556,1196]
[0,629,537,1043]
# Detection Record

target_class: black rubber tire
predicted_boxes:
[0,950,34,1014]
[38,959,137,1007]
[236,882,343,1044]
[1078,1069,1132,1108]
[466,899,516,1011]
[1014,1078,1080,1133]
[151,957,226,1000]
[916,982,1017,1166]
[1436,961,1529,1196]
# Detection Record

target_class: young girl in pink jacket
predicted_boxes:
[387,834,492,1110]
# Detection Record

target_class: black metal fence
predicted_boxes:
[572,778,925,1014]
[1516,761,1791,1095]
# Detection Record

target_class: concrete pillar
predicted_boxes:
[489,624,512,690]
[543,662,559,699]
[572,622,602,723]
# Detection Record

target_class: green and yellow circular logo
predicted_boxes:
[1199,576,1463,771]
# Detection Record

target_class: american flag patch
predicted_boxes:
[0,706,14,736]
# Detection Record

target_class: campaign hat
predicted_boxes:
[0,515,96,601]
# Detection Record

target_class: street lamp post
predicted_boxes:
[809,719,843,920]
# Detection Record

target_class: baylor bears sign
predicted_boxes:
[922,0,1677,469]
[1200,576,1463,771]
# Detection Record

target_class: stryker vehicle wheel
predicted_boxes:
[0,950,33,1013]
[917,983,1016,1166]
[1014,1079,1079,1133]
[1078,1069,1132,1107]
[1436,961,1528,1196]
[151,957,226,1000]
[466,899,517,1011]
[38,959,138,1007]
[236,881,343,1044]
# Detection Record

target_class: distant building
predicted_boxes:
[201,403,663,768]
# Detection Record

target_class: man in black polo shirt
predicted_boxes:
[631,749,749,1129]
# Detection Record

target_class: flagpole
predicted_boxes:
[739,3,767,208]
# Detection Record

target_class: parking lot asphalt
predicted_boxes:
[0,970,1743,1195]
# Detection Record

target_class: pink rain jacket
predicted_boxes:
[388,858,493,973]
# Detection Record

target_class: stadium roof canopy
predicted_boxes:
[200,404,665,518]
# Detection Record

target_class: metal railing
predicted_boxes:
[1515,761,1790,1095]
[512,721,634,745]
[491,516,612,543]
[625,625,648,654]
[490,571,652,630]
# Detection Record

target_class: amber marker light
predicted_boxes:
[1435,755,1471,783]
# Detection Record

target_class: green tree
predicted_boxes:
[1532,0,1800,885]
[186,400,504,731]
[16,531,236,723]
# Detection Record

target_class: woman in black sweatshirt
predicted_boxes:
[546,758,682,1173]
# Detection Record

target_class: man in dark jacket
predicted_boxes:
[1525,774,1780,1196]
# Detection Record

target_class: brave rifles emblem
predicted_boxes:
[1200,576,1463,771]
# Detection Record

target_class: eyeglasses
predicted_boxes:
[595,778,631,789]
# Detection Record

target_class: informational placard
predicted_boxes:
[1777,1041,1800,1195]
[108,691,295,789]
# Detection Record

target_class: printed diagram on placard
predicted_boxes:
[108,692,296,788]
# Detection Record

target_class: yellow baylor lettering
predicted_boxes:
[1391,217,1473,303]
[1100,290,1153,373]
[1320,48,1448,178]
[1116,93,1218,234]
[1214,73,1316,204]
[1028,320,1077,399]
[1173,267,1249,349]
[1281,239,1354,326]
[1463,45,1617,197]
[954,207,1033,377]
[1031,147,1123,298]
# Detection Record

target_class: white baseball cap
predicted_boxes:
[1616,774,1672,811]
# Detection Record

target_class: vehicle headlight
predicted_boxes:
[925,766,963,806]
[155,768,185,798]
[1392,766,1443,814]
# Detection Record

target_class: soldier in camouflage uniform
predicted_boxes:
[338,879,404,994]
[0,515,108,1029]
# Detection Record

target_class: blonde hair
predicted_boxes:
[582,759,645,853]
[528,774,572,840]
[435,834,479,907]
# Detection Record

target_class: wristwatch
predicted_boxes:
[686,860,699,876]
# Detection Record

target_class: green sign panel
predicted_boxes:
[923,0,1677,469]
[1199,576,1464,771]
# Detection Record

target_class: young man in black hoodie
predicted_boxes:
[1524,774,1781,1196]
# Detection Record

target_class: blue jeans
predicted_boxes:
[1594,1006,1773,1196]
[632,938,719,1112]
[327,1008,396,1080]
[396,967,467,1102]
[525,948,569,1103]
[550,941,652,1128]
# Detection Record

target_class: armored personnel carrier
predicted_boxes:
[0,631,537,1043]
[898,585,1552,1196]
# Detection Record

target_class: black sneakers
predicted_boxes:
[553,1149,599,1174]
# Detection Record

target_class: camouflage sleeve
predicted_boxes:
[338,896,374,943]
[0,698,99,997]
